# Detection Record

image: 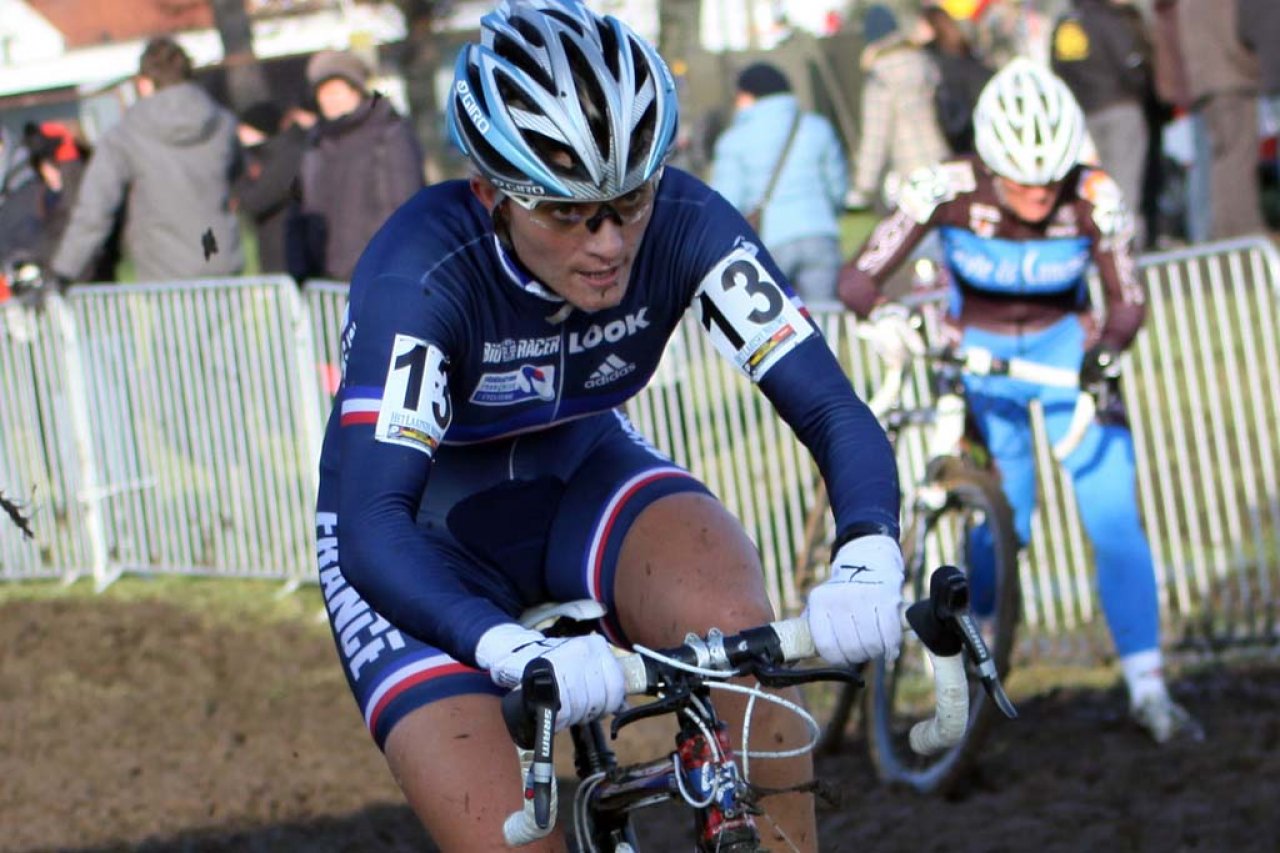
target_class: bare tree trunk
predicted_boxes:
[210,0,271,112]
[400,12,446,183]
[658,0,703,60]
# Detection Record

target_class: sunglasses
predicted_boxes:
[502,170,663,234]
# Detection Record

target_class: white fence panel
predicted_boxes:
[4,239,1278,659]
[0,277,319,586]
[0,298,92,580]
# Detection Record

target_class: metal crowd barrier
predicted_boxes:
[0,277,322,588]
[3,240,1278,659]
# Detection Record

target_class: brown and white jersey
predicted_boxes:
[840,155,1146,350]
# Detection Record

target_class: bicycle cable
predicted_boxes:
[573,771,607,852]
[708,681,820,782]
[632,642,822,778]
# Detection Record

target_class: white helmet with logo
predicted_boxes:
[973,57,1086,185]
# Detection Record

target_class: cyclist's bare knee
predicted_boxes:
[613,492,773,646]
[383,695,568,852]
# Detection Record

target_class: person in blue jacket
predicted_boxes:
[315,1,905,849]
[711,62,849,304]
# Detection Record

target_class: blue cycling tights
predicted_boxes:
[960,315,1159,658]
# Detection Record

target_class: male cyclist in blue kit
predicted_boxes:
[839,58,1202,746]
[314,1,905,849]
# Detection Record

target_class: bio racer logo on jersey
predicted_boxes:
[373,334,451,456]
[482,335,560,363]
[691,247,813,380]
[470,364,557,406]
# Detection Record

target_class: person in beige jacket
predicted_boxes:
[848,4,951,210]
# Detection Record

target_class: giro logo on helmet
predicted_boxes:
[454,80,490,134]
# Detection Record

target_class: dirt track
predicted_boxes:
[4,592,1278,852]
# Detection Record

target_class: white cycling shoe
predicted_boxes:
[1130,691,1204,745]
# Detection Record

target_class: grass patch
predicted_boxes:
[839,209,880,256]
[0,573,328,630]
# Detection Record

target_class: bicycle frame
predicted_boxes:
[570,710,759,852]
[502,569,994,850]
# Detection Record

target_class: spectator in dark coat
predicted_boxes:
[1151,0,1208,244]
[1052,0,1156,246]
[234,101,308,276]
[1178,0,1264,239]
[291,50,423,283]
[1238,0,1280,179]
[20,122,121,281]
[52,37,244,283]
[918,4,993,156]
[0,126,41,267]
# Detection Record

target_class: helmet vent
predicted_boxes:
[561,35,612,162]
[627,101,655,166]
[494,35,555,93]
[510,16,545,48]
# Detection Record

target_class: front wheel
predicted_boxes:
[866,467,1019,794]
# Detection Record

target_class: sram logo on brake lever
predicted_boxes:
[952,610,1018,720]
[915,567,1018,720]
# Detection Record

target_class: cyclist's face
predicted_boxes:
[314,78,364,121]
[472,175,658,313]
[994,176,1065,224]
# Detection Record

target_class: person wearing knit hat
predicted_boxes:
[290,48,423,281]
[735,62,791,99]
[862,3,901,45]
[307,50,370,93]
[306,50,373,123]
[847,5,950,209]
[712,60,849,303]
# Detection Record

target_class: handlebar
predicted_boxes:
[500,566,1012,847]
[865,342,1099,462]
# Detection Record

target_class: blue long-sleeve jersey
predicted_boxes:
[319,168,898,665]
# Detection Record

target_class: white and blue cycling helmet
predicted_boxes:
[448,0,679,202]
[973,57,1086,186]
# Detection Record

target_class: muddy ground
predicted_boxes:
[3,591,1278,853]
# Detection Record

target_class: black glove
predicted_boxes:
[1080,345,1128,426]
[1079,345,1122,388]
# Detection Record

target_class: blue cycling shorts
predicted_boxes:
[315,410,709,748]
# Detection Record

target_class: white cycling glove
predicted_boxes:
[475,623,626,731]
[804,534,905,666]
[863,303,925,370]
